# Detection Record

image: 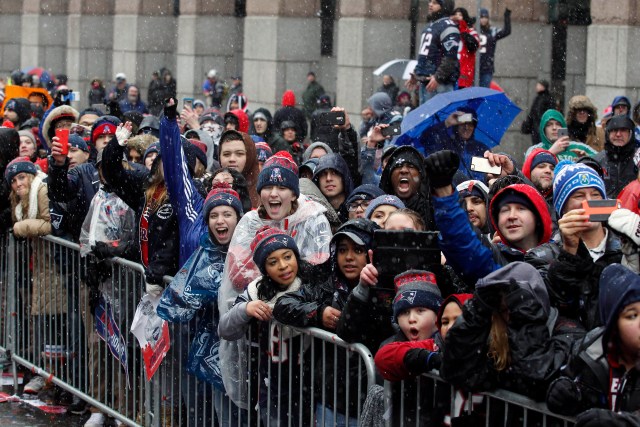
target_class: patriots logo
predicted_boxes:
[443,40,459,51]
[394,290,417,305]
[270,167,283,182]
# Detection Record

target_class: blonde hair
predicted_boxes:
[9,173,35,212]
[488,312,511,371]
[386,208,425,231]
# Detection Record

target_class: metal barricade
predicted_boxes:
[0,234,379,427]
[384,372,577,427]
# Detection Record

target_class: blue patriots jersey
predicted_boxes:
[414,17,460,81]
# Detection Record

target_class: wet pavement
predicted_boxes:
[0,399,87,426]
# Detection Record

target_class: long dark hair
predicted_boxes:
[256,257,311,302]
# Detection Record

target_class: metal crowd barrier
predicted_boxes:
[0,234,377,426]
[384,372,577,427]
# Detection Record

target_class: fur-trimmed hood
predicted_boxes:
[41,105,80,149]
[566,95,597,126]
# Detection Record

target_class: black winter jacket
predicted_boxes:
[47,159,100,241]
[101,138,179,286]
[528,232,622,330]
[546,327,640,426]
[440,263,584,401]
[595,141,637,199]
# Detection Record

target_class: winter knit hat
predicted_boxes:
[364,195,406,219]
[524,149,557,180]
[282,90,296,107]
[552,160,606,215]
[5,157,37,184]
[143,142,160,161]
[456,180,489,200]
[5,98,32,124]
[18,130,36,146]
[251,226,300,275]
[346,184,386,206]
[69,134,89,152]
[392,270,442,321]
[203,182,243,221]
[255,142,273,163]
[91,116,120,145]
[257,151,300,196]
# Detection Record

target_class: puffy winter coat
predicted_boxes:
[595,141,637,199]
[440,262,583,401]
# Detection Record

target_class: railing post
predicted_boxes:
[6,233,18,391]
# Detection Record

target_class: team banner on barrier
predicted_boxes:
[94,294,130,389]
[130,293,170,381]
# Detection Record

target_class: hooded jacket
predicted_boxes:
[249,107,275,144]
[526,109,597,162]
[227,109,249,134]
[521,148,557,199]
[433,184,551,285]
[379,146,434,230]
[272,90,308,142]
[40,105,80,150]
[566,95,605,152]
[441,262,582,401]
[595,131,637,199]
[545,265,640,424]
[312,153,354,223]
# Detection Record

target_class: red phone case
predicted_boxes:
[56,128,69,155]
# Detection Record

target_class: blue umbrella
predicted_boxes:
[395,87,521,156]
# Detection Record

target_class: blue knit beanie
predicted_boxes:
[69,134,89,152]
[5,157,37,184]
[346,184,386,206]
[251,226,300,275]
[256,151,300,197]
[143,142,160,161]
[392,270,442,321]
[553,160,606,215]
[364,195,406,219]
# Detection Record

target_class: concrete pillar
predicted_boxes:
[66,0,114,105]
[0,0,24,76]
[243,0,322,112]
[177,0,243,102]
[335,0,411,116]
[21,0,41,71]
[585,0,640,113]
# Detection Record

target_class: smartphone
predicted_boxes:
[458,113,473,123]
[381,122,402,138]
[582,199,621,222]
[183,97,194,109]
[55,128,70,156]
[470,156,502,175]
[557,128,569,138]
[319,111,345,126]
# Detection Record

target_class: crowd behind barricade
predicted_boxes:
[2,2,640,427]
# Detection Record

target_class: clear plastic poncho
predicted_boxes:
[217,194,332,408]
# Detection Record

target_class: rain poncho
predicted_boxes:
[217,194,331,407]
[79,188,136,257]
[156,233,227,390]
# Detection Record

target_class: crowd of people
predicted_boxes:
[2,1,640,427]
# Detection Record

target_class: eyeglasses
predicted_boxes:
[347,200,371,212]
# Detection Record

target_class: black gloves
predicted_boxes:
[403,349,442,375]
[504,8,511,17]
[461,33,479,53]
[164,98,178,121]
[575,408,636,427]
[475,285,504,311]
[424,150,460,189]
[91,242,116,261]
[546,377,582,415]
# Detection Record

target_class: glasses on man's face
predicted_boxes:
[347,200,371,212]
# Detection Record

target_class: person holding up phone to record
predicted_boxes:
[537,160,622,330]
[423,108,495,181]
